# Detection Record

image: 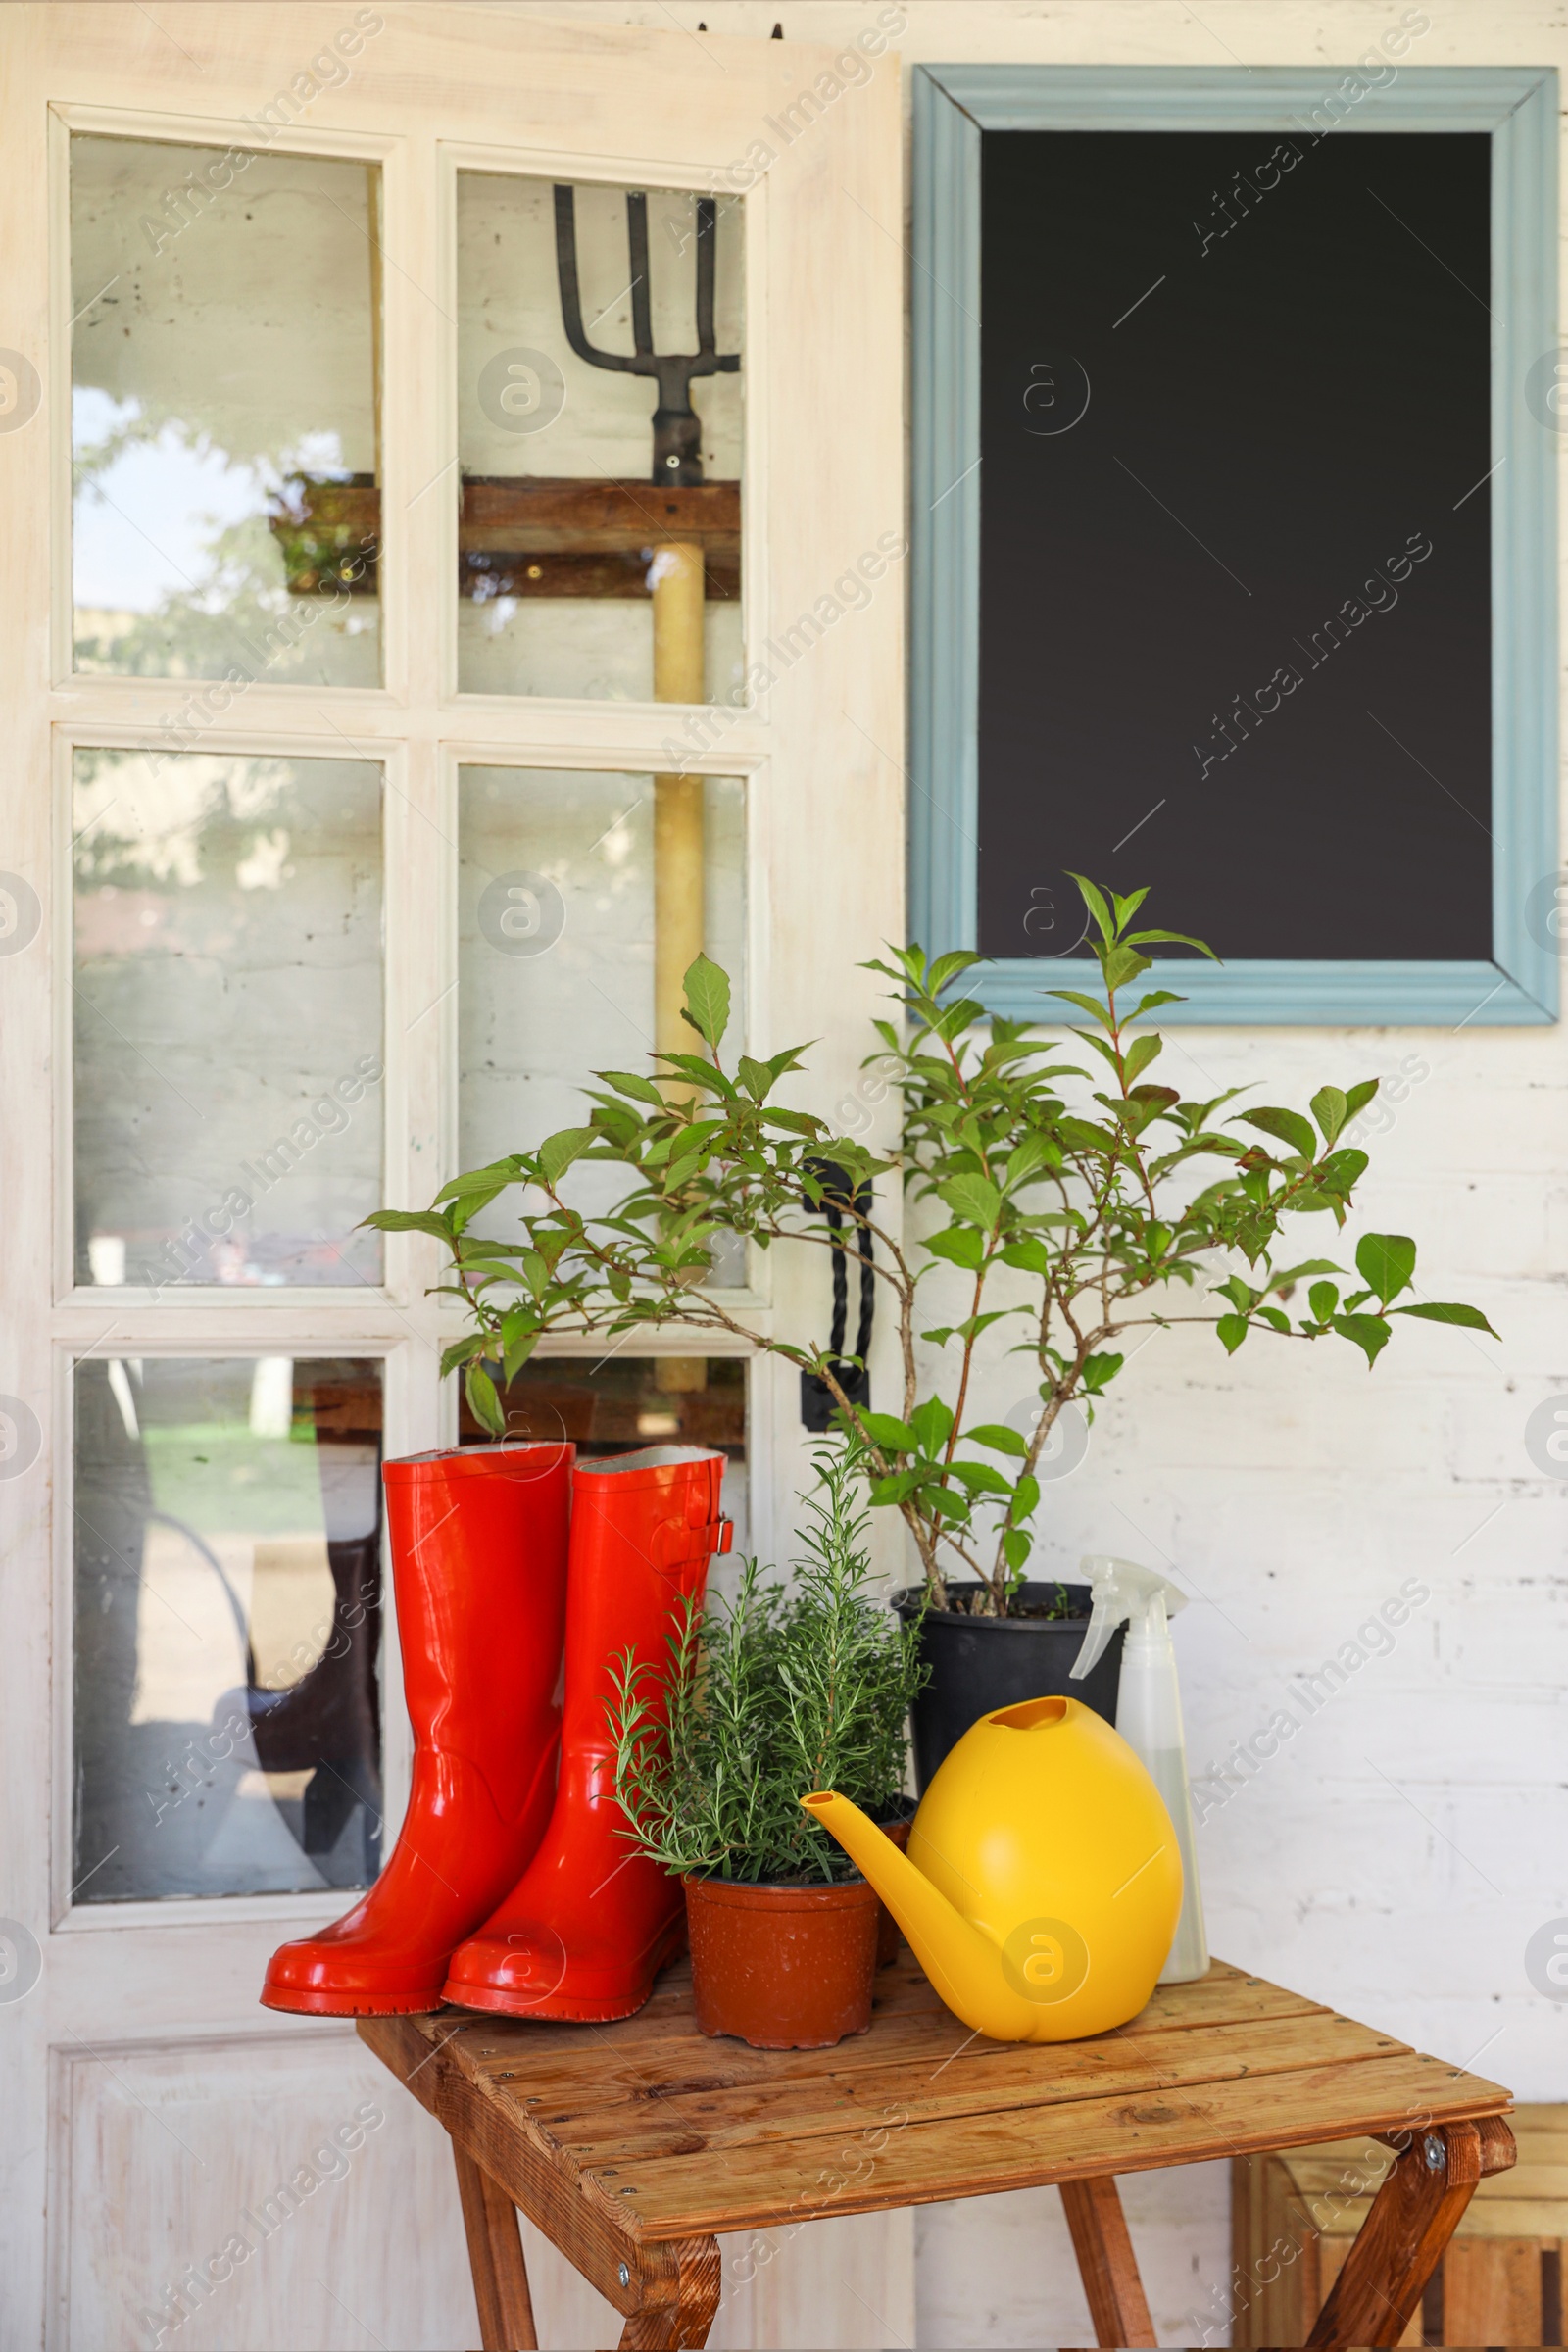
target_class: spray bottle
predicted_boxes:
[1069,1555,1209,1984]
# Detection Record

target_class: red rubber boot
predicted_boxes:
[262,1441,572,2016]
[441,1445,732,2021]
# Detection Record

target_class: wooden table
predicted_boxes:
[360,1952,1514,2350]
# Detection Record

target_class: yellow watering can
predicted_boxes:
[802,1695,1183,2042]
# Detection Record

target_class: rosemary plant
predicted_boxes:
[608,1445,926,1884]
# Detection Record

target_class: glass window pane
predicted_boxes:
[460,1355,749,1561]
[457,173,743,704]
[74,1357,383,1903]
[458,764,746,1244]
[74,749,383,1290]
[72,135,381,685]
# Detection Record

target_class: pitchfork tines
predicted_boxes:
[553,185,739,487]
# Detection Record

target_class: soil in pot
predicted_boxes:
[684,1874,879,2048]
[892,1579,1124,1792]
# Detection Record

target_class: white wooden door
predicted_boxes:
[0,7,906,2344]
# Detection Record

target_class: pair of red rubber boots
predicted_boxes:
[261,1440,731,2020]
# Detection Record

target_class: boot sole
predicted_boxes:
[441,1917,687,2021]
[261,1984,445,2017]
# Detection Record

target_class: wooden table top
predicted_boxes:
[361,1952,1510,2261]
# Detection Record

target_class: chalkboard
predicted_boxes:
[911,68,1557,1025]
[980,129,1490,963]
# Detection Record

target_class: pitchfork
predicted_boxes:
[553,185,739,485]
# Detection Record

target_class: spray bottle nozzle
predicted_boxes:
[1068,1554,1189,1682]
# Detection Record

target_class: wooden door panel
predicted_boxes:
[55,2028,474,2349]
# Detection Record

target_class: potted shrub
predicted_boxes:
[607,1444,925,2047]
[369,876,1494,1782]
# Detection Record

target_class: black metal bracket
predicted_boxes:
[800,1159,874,1431]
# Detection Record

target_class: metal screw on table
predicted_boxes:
[618,2263,631,2288]
[1423,2132,1445,2171]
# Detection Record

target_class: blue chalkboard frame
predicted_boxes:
[910,65,1559,1025]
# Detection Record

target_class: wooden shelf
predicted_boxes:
[269,475,741,599]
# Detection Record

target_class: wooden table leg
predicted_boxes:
[453,2141,538,2352]
[1060,2175,1157,2348]
[616,2235,722,2350]
[1307,2116,1516,2349]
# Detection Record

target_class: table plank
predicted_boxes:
[362,1960,1512,2249]
[605,2053,1512,2237]
[519,2013,1404,2165]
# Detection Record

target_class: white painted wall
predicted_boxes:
[524,2,1568,2342]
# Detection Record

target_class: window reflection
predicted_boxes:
[74,1357,383,1903]
[457,173,743,703]
[73,748,383,1291]
[71,136,381,685]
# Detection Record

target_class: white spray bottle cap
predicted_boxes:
[1068,1554,1189,1680]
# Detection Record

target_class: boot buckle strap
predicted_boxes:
[651,1516,733,1569]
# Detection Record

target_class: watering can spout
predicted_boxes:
[800,1792,1043,2043]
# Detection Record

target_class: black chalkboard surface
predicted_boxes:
[978,129,1493,963]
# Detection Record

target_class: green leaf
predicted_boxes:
[1047,987,1117,1035]
[1239,1105,1318,1160]
[361,1208,454,1240]
[465,1361,506,1435]
[965,1422,1030,1458]
[869,1470,921,1507]
[1129,989,1186,1017]
[1343,1079,1379,1121]
[1355,1232,1416,1306]
[1080,1350,1124,1395]
[736,1054,775,1102]
[440,1333,490,1378]
[1065,870,1114,944]
[1255,1306,1291,1334]
[1216,1313,1250,1354]
[1009,1474,1041,1521]
[1122,1033,1162,1086]
[1392,1300,1500,1339]
[680,954,731,1051]
[1123,926,1219,961]
[948,1459,1012,1496]
[1001,1529,1034,1573]
[1333,1312,1392,1367]
[938,1173,1003,1230]
[539,1125,595,1185]
[925,1224,987,1270]
[999,1236,1056,1276]
[1309,1085,1348,1147]
[1004,1133,1060,1190]
[597,1068,667,1108]
[909,1396,955,1455]
[433,1155,525,1204]
[859,1410,918,1454]
[1308,1280,1339,1323]
[1335,1317,1392,1373]
[1102,944,1153,993]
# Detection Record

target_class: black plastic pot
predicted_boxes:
[892,1581,1124,1792]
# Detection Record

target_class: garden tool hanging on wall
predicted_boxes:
[553,184,740,1070]
[800,1159,875,1431]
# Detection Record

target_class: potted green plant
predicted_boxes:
[368,876,1494,1782]
[607,1444,926,2048]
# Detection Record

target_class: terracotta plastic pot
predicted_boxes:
[684,1875,879,2049]
[871,1801,915,1967]
[892,1580,1125,1791]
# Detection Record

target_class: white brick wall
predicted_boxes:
[536,5,1568,2340]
